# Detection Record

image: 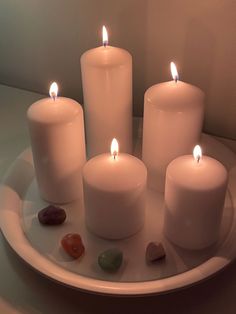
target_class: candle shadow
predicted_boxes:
[182,17,236,139]
[200,134,236,171]
[24,216,66,256]
[114,0,148,116]
[162,238,216,275]
[161,199,235,275]
[2,157,34,202]
[57,246,80,263]
[182,19,215,137]
[182,19,216,95]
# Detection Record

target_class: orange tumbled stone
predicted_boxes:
[61,233,85,259]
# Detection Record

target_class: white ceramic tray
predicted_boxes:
[0,134,236,296]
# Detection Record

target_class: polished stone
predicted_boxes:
[98,248,123,272]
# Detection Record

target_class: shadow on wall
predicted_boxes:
[182,19,215,101]
[182,15,236,140]
[0,0,148,117]
[100,0,148,117]
[145,0,235,140]
[182,18,215,136]
[0,0,235,139]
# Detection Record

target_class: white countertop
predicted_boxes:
[0,84,236,314]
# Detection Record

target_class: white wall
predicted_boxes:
[0,0,235,139]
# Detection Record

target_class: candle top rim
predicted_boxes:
[167,154,228,190]
[83,153,147,192]
[81,46,132,67]
[145,81,204,111]
[27,97,82,124]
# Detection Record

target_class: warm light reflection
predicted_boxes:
[102,25,108,47]
[193,145,202,163]
[170,62,179,82]
[49,82,58,100]
[111,138,119,160]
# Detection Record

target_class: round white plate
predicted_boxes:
[0,134,236,296]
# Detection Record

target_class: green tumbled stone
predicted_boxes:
[98,248,123,272]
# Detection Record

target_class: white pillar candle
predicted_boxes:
[27,82,86,204]
[80,26,132,158]
[83,139,147,240]
[142,62,205,192]
[163,145,228,250]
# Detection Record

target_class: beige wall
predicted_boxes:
[0,0,235,139]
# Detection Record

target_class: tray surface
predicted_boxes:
[0,134,236,295]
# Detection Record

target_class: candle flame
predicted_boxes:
[102,25,108,47]
[111,138,119,160]
[170,62,179,82]
[193,145,202,163]
[49,82,58,100]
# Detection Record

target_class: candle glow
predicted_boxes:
[49,82,58,101]
[193,145,202,163]
[111,138,119,160]
[102,25,108,47]
[170,62,179,82]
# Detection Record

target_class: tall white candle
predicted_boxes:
[83,139,147,240]
[163,145,228,250]
[27,82,86,204]
[80,26,132,158]
[142,62,205,192]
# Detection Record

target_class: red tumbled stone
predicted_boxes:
[61,233,85,259]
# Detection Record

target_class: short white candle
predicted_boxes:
[81,26,132,158]
[27,82,86,204]
[142,62,205,192]
[163,145,228,250]
[83,139,147,240]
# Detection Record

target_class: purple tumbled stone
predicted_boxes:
[38,205,66,225]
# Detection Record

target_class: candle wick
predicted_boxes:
[103,37,108,48]
[51,92,57,101]
[113,151,117,160]
[197,155,200,163]
[174,76,178,83]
